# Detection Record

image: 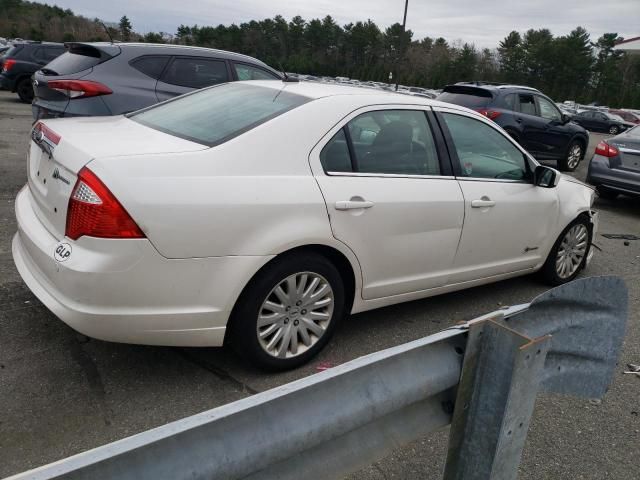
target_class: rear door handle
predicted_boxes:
[335,199,375,210]
[471,198,496,208]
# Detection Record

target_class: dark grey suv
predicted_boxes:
[32,42,282,120]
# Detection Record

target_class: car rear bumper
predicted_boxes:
[13,186,273,347]
[587,154,640,195]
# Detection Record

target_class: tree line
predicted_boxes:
[1,0,639,108]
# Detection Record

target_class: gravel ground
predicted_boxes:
[0,90,638,479]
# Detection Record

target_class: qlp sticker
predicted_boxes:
[54,242,72,262]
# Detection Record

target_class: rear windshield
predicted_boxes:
[438,87,493,109]
[44,46,105,75]
[2,45,23,58]
[130,83,311,146]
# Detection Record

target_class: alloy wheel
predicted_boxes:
[257,272,334,359]
[567,144,582,169]
[555,224,589,279]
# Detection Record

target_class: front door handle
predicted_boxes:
[335,199,375,210]
[471,197,496,208]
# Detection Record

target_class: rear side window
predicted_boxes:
[160,57,228,88]
[518,94,537,116]
[503,93,517,111]
[438,87,493,109]
[45,46,104,75]
[320,110,441,176]
[32,46,64,63]
[3,45,23,58]
[233,62,279,80]
[130,83,310,146]
[130,55,170,79]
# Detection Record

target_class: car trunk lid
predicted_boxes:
[27,117,208,240]
[33,43,120,118]
[609,127,640,173]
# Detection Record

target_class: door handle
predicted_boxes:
[471,198,496,208]
[335,199,375,210]
[516,118,523,123]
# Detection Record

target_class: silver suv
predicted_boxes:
[32,42,282,120]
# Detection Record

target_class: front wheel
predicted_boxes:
[609,125,619,135]
[539,217,592,286]
[16,78,34,103]
[558,141,583,172]
[229,252,345,371]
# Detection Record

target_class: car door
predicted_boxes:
[594,112,609,132]
[575,111,594,130]
[155,56,231,101]
[309,107,465,300]
[434,107,559,283]
[532,95,572,159]
[515,93,546,156]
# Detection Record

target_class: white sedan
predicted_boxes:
[13,80,598,370]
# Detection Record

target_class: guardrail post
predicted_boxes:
[442,319,552,480]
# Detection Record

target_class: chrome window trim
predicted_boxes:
[324,171,456,180]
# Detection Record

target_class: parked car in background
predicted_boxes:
[587,126,640,199]
[13,81,597,370]
[0,41,65,102]
[609,109,640,125]
[32,42,282,120]
[0,45,10,56]
[438,82,589,171]
[572,110,635,135]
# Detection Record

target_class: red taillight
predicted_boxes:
[33,121,61,145]
[594,141,619,158]
[66,167,145,240]
[1,58,16,73]
[47,80,112,99]
[476,109,501,120]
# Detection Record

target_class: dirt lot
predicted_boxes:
[0,90,639,479]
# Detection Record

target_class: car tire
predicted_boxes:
[16,78,34,103]
[539,216,592,286]
[597,186,618,200]
[558,140,583,172]
[228,252,346,371]
[609,125,619,135]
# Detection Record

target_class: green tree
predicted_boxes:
[119,15,132,41]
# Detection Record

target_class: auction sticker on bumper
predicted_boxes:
[54,242,72,262]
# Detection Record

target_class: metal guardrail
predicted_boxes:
[6,276,628,480]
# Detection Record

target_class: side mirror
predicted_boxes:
[561,113,571,124]
[534,165,560,188]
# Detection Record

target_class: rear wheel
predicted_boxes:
[558,140,582,172]
[16,78,34,103]
[539,217,592,286]
[229,252,345,371]
[609,125,619,135]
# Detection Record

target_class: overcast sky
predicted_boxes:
[48,0,638,48]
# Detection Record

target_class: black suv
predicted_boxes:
[437,83,589,171]
[32,42,282,120]
[0,41,65,102]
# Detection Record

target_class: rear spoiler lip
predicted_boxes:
[63,42,122,60]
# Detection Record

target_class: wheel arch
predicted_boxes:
[224,242,362,345]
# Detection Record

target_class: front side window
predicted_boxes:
[442,113,529,181]
[160,57,229,88]
[130,83,310,146]
[347,110,440,175]
[233,62,278,80]
[518,94,537,116]
[536,96,561,121]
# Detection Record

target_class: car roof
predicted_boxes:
[449,82,541,94]
[86,42,272,65]
[239,80,460,110]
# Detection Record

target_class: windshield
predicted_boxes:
[130,83,311,146]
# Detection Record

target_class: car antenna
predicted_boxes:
[279,63,299,83]
[100,22,114,44]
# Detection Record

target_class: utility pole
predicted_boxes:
[395,0,409,91]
